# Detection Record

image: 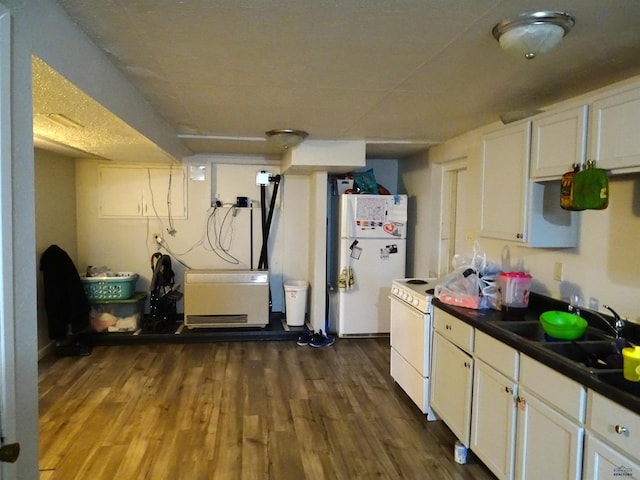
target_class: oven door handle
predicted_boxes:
[389,295,426,318]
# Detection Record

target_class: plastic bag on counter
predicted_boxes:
[434,242,500,310]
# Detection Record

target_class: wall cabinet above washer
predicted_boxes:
[99,165,186,218]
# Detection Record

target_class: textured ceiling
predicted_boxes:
[37,0,640,159]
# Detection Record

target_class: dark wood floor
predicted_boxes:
[38,337,496,479]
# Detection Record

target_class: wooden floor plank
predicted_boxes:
[39,338,496,479]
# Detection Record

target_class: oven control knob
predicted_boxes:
[406,294,413,303]
[391,287,398,295]
[412,298,420,306]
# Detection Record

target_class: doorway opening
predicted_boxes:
[438,159,468,275]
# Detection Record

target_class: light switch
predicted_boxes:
[553,262,563,281]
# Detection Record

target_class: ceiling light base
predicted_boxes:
[265,129,308,149]
[492,11,575,60]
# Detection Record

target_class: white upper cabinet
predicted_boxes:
[480,122,530,242]
[480,121,579,247]
[530,105,588,179]
[589,84,640,172]
[99,165,186,218]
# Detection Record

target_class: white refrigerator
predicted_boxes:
[335,194,407,337]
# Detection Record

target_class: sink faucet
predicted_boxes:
[568,303,625,339]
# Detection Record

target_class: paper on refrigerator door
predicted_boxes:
[352,195,407,238]
[354,196,387,225]
[387,195,407,222]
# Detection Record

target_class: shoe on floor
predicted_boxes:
[296,328,314,346]
[309,330,335,348]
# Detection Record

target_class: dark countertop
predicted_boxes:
[432,292,640,415]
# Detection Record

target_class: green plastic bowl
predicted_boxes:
[539,310,588,340]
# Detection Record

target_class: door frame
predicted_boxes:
[436,158,468,276]
[0,6,16,479]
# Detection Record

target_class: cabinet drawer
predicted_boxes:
[475,330,519,380]
[520,355,586,422]
[587,389,640,462]
[433,308,474,353]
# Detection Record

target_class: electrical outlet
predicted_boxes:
[553,262,563,281]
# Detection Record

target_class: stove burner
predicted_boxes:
[407,279,428,285]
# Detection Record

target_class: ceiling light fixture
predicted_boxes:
[492,11,575,60]
[265,129,308,149]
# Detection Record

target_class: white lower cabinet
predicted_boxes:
[471,360,517,480]
[583,434,640,480]
[584,389,640,479]
[430,309,639,480]
[515,387,584,480]
[430,330,473,446]
[516,355,585,480]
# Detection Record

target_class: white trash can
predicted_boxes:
[284,280,308,326]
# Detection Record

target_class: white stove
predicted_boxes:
[389,277,439,420]
[391,278,438,314]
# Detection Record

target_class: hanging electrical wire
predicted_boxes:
[206,205,240,264]
[146,169,165,233]
[166,165,177,236]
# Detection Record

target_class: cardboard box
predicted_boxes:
[90,292,146,332]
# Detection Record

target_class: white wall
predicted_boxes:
[408,123,640,324]
[365,158,399,194]
[35,149,78,354]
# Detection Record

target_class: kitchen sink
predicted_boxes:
[542,341,623,371]
[491,320,611,342]
[593,370,640,396]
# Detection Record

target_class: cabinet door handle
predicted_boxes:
[615,425,629,435]
[463,361,471,368]
[505,386,513,394]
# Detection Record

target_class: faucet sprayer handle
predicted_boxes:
[603,304,620,320]
[603,304,625,337]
